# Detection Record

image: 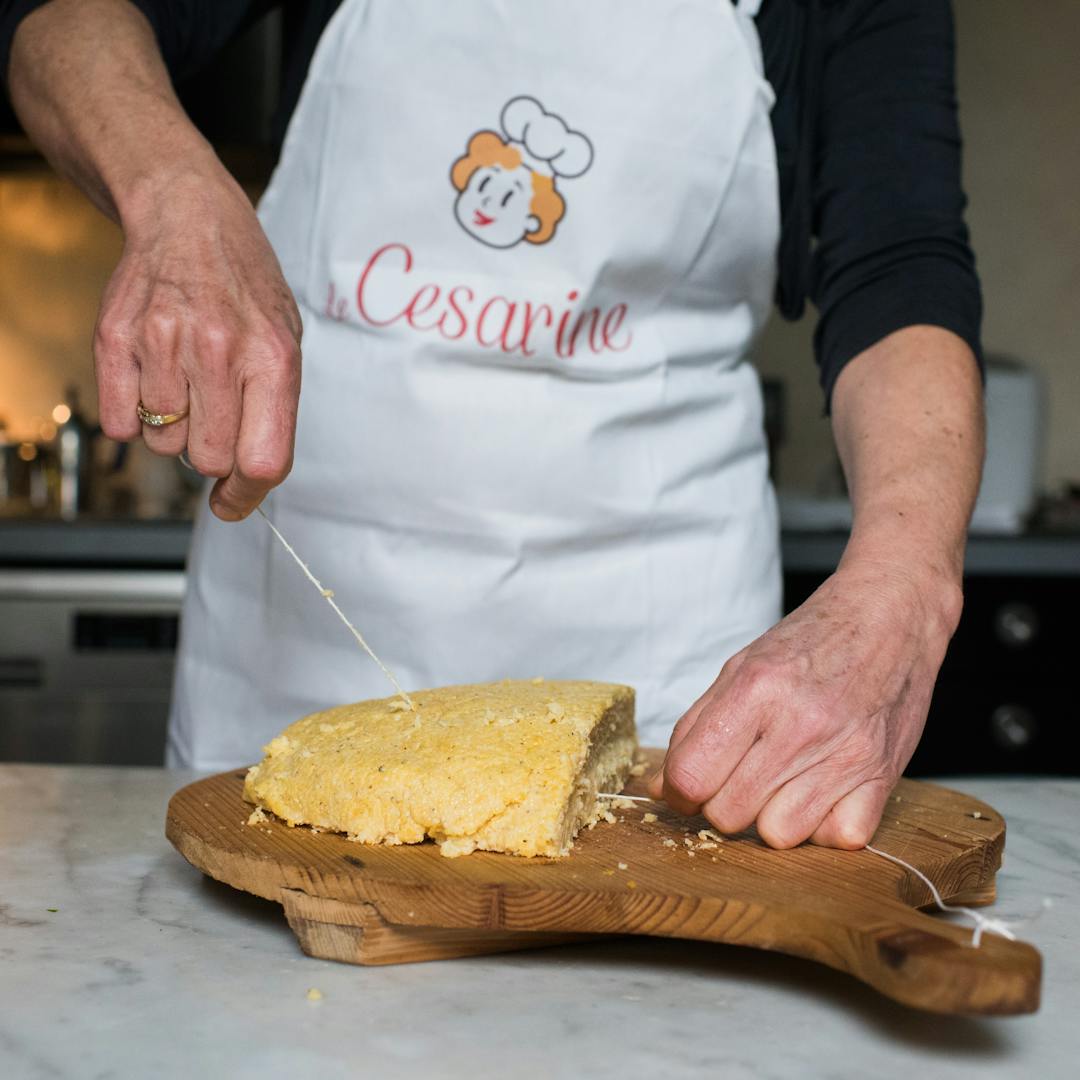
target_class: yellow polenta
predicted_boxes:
[243,679,637,858]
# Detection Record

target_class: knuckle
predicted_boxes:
[832,817,874,850]
[664,758,713,805]
[239,452,291,486]
[265,333,302,382]
[756,819,800,850]
[142,307,181,350]
[734,658,776,700]
[702,802,746,837]
[793,703,834,745]
[269,321,300,358]
[94,315,133,360]
[194,320,236,367]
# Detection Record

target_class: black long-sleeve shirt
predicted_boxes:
[0,0,983,402]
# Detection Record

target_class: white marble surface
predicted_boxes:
[1,766,1077,1079]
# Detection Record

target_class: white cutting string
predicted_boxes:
[598,793,1024,949]
[254,506,414,710]
[864,844,1016,948]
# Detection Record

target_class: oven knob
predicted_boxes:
[993,603,1039,647]
[990,704,1037,749]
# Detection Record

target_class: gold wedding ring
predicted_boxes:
[137,401,189,427]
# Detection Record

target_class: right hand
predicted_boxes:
[94,169,302,520]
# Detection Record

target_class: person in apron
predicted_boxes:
[7,0,984,850]
[172,0,783,771]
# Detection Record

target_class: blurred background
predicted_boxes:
[0,0,1077,771]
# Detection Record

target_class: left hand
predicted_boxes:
[647,557,963,849]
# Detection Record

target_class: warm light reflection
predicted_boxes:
[51,403,71,424]
[0,173,121,442]
[17,442,37,462]
[38,421,58,441]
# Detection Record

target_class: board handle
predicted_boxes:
[810,897,1041,1015]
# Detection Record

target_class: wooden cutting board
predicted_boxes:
[166,749,1040,1016]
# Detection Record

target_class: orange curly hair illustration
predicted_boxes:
[451,131,565,245]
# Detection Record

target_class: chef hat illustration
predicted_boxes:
[500,96,594,180]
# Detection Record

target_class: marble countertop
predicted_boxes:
[2,767,1077,1079]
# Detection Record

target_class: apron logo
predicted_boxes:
[450,96,593,249]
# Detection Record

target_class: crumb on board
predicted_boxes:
[600,809,617,824]
[603,868,615,876]
[687,850,696,858]
[246,807,269,826]
[629,763,647,777]
[662,838,677,848]
[683,837,694,847]
[306,988,323,1001]
[617,862,628,871]
[626,880,637,889]
[972,811,983,819]
[643,812,658,824]
[698,841,718,850]
[610,797,635,811]
[698,828,724,843]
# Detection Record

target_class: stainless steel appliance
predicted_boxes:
[0,569,183,765]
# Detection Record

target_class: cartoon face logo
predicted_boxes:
[451,96,594,249]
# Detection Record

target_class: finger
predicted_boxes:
[699,733,810,837]
[809,776,893,850]
[743,756,856,848]
[646,691,710,799]
[93,310,142,441]
[646,651,751,800]
[660,690,760,817]
[138,312,189,456]
[185,364,241,480]
[210,364,298,521]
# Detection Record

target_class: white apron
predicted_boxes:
[169,0,782,770]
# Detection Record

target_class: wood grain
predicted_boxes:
[166,749,1041,1015]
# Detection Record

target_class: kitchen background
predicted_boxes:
[1,1,1077,769]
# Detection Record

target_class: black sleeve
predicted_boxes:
[1,0,264,89]
[809,0,983,406]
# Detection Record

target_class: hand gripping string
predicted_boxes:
[865,844,1017,948]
